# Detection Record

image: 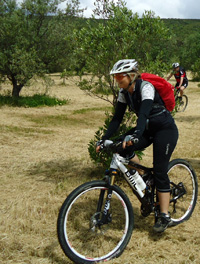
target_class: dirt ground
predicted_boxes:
[0,75,200,264]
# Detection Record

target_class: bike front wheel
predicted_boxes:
[168,159,198,226]
[57,180,134,264]
[176,94,188,112]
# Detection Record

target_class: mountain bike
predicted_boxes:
[174,87,188,112]
[57,140,198,264]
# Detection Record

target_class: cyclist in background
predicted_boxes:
[96,59,179,233]
[167,62,188,99]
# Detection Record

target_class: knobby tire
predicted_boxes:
[57,180,134,264]
[168,159,198,225]
[176,94,188,112]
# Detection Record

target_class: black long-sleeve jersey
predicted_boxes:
[102,79,175,141]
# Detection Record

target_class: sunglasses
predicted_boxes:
[114,73,127,81]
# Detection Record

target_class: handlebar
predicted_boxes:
[99,138,138,153]
[97,140,121,153]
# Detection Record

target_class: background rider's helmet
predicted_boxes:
[172,62,180,69]
[110,59,138,75]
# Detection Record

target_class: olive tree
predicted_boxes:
[73,0,173,165]
[0,0,83,97]
[74,0,173,107]
[179,32,200,80]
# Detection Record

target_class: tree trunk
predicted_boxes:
[12,83,23,98]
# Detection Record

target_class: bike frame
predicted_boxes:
[174,87,181,98]
[97,152,154,225]
[110,153,149,198]
[98,148,187,225]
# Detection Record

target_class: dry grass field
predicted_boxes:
[0,75,200,264]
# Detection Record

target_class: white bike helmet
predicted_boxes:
[172,62,179,68]
[110,59,138,75]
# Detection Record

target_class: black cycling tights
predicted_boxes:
[118,124,179,192]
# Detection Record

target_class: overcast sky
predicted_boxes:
[16,0,200,19]
[60,0,200,19]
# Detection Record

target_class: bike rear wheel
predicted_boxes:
[176,94,188,112]
[57,180,134,264]
[168,159,198,226]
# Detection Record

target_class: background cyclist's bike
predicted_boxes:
[174,87,188,112]
[57,140,198,264]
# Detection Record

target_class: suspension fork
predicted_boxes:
[96,170,117,224]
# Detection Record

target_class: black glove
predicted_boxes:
[124,134,139,144]
[96,140,105,149]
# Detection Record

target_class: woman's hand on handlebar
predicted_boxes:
[96,139,114,153]
[96,145,101,153]
[96,140,104,153]
[122,135,139,149]
[122,140,133,149]
[95,137,139,152]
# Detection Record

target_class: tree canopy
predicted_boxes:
[0,0,200,98]
[0,0,83,97]
[74,0,174,106]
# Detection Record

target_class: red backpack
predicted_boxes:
[141,73,175,112]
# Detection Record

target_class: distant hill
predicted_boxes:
[162,19,200,38]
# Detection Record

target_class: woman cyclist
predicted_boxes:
[96,59,179,233]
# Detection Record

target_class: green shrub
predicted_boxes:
[88,111,144,168]
[0,94,69,107]
[191,59,200,81]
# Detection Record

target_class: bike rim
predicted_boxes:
[176,95,188,112]
[168,163,196,223]
[63,186,130,262]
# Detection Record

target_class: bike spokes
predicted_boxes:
[57,183,133,263]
